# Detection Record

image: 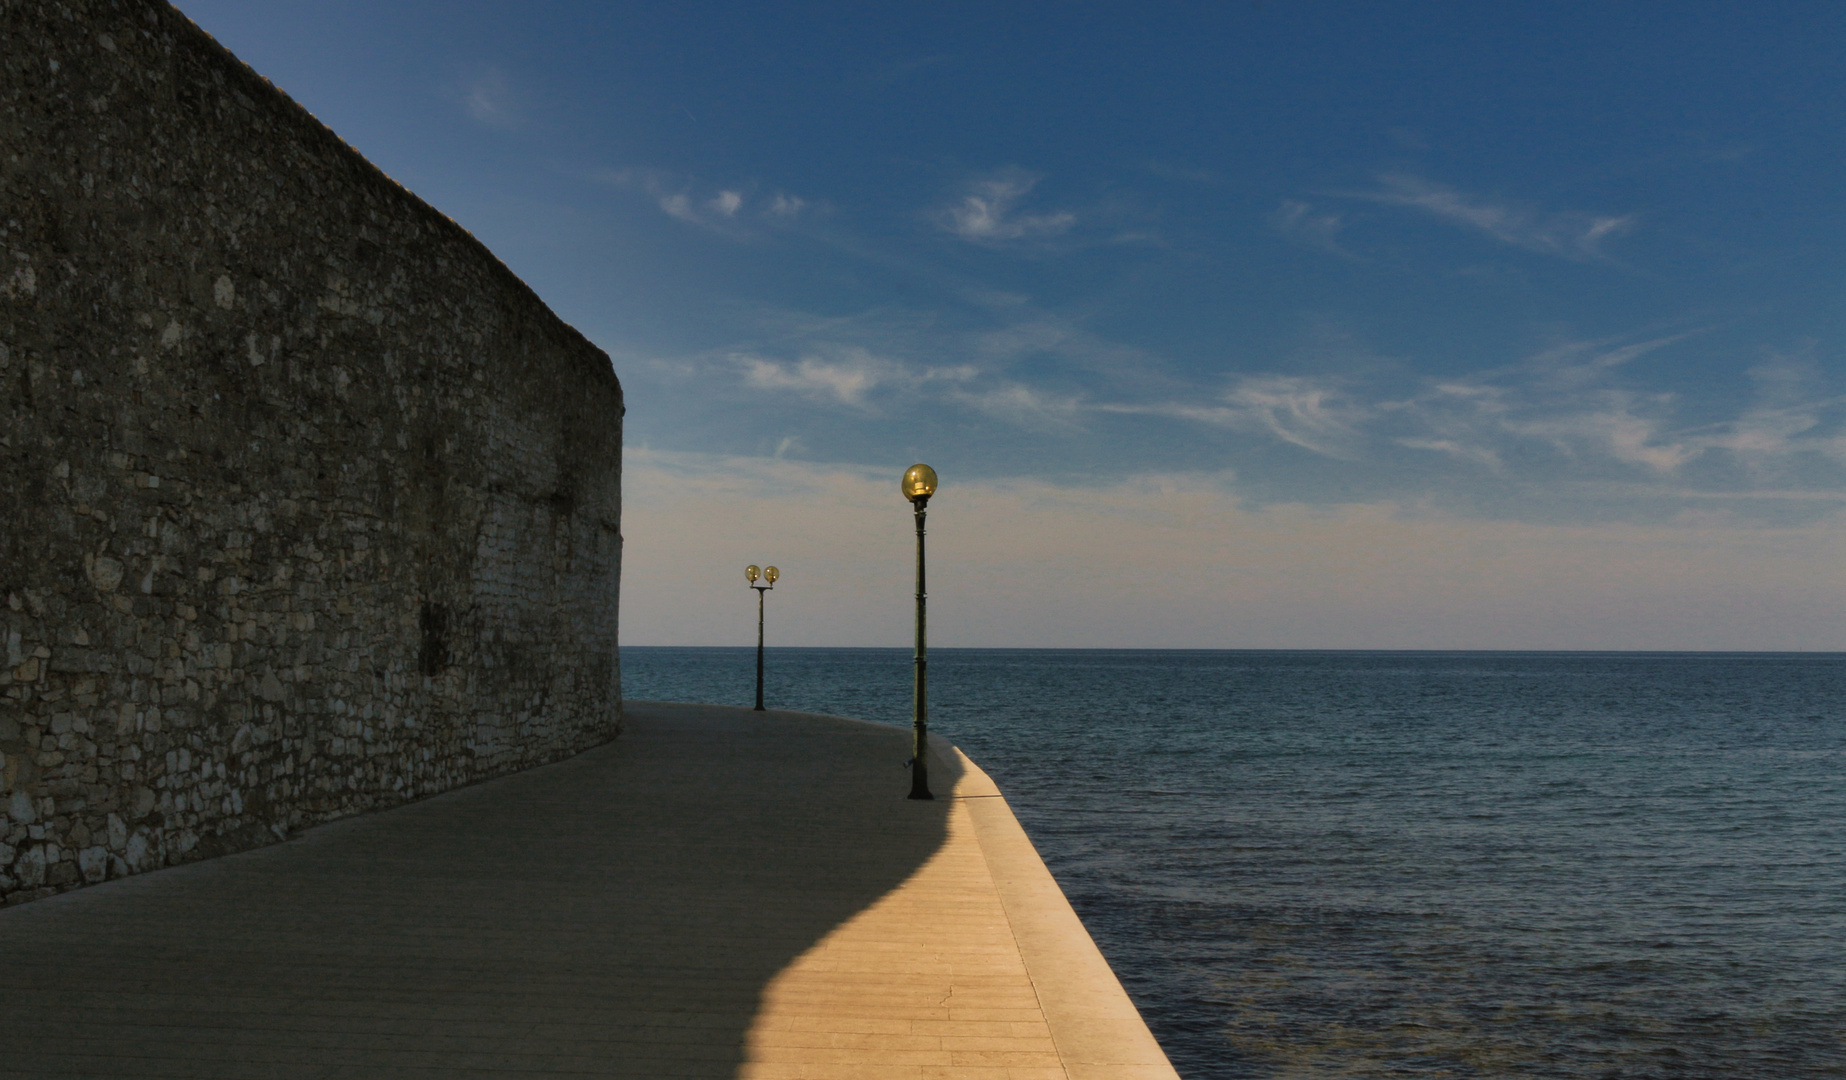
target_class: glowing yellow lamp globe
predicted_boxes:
[901,463,939,503]
[745,565,760,584]
[764,566,779,584]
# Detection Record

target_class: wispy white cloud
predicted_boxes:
[946,383,1085,430]
[746,296,1182,397]
[656,192,701,225]
[1220,374,1369,458]
[734,351,890,406]
[970,315,1178,390]
[600,169,810,234]
[459,68,519,128]
[1104,375,1368,458]
[1269,199,1354,258]
[1703,402,1828,456]
[1374,337,1693,472]
[1067,330,1846,490]
[1369,335,1846,481]
[635,281,1846,504]
[1499,390,1694,472]
[732,347,976,408]
[1373,334,1690,468]
[936,169,1076,244]
[1349,174,1636,260]
[1687,354,1846,466]
[1394,437,1504,471]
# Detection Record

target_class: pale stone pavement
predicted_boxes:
[1,703,1179,1080]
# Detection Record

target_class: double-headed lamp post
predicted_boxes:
[902,464,938,800]
[745,564,779,711]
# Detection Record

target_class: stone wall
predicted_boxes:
[0,0,625,904]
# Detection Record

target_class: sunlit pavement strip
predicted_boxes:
[746,740,1179,1080]
[1,702,1177,1079]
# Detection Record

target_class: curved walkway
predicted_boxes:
[1,702,1178,1079]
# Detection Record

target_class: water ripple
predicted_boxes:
[626,648,1846,1079]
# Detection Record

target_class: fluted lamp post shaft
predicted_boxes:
[901,464,939,800]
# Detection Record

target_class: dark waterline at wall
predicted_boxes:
[625,646,1846,1079]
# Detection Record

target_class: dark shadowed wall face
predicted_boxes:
[0,0,625,906]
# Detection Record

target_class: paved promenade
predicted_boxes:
[2,703,1178,1080]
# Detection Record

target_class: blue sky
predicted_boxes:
[179,2,1846,647]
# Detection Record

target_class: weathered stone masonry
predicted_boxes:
[1,0,624,904]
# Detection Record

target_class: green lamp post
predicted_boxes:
[745,563,779,711]
[902,464,938,800]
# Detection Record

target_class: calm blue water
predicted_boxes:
[623,647,1846,1079]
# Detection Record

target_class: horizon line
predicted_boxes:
[621,645,1846,655]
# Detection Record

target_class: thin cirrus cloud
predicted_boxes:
[1269,199,1355,258]
[647,302,1097,430]
[1082,335,1846,487]
[1379,338,1846,480]
[936,169,1077,245]
[458,67,519,129]
[726,297,1186,412]
[1676,356,1846,466]
[1344,174,1636,260]
[647,296,1846,515]
[732,347,977,408]
[632,248,1845,505]
[1101,375,1369,459]
[767,193,806,218]
[945,382,1085,431]
[1498,389,1694,472]
[723,344,1080,431]
[1369,336,1686,472]
[703,302,1842,486]
[600,168,809,234]
[1206,339,1698,473]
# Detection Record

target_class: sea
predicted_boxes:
[621,647,1846,1079]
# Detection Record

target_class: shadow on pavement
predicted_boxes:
[0,702,961,1078]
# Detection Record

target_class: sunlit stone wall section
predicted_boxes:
[0,0,625,905]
